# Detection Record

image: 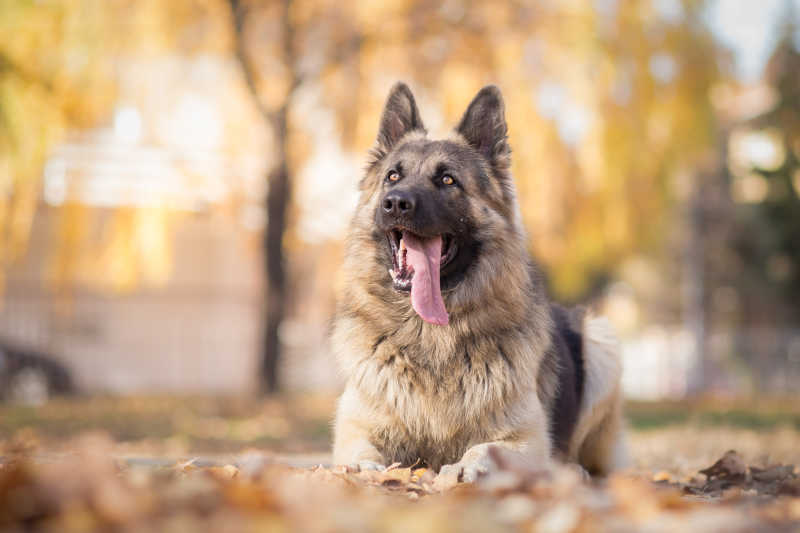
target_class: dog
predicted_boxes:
[331,82,626,481]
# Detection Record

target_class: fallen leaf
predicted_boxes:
[535,502,580,533]
[411,467,427,481]
[652,471,672,482]
[608,476,664,521]
[778,478,800,497]
[175,458,199,474]
[381,467,412,485]
[699,450,747,481]
[750,464,794,483]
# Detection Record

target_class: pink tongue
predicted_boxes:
[402,232,449,325]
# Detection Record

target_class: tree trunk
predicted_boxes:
[262,106,289,393]
[228,0,295,394]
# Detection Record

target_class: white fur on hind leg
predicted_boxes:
[569,315,627,474]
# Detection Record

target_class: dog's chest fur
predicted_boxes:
[349,320,547,469]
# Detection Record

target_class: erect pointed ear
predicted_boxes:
[456,85,510,170]
[376,82,425,152]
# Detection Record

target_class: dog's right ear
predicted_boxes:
[456,85,510,173]
[375,82,426,156]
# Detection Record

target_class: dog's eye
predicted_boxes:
[442,175,455,185]
[387,171,400,182]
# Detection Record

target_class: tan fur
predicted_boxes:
[332,87,626,477]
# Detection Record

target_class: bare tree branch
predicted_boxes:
[227,0,274,125]
[0,51,54,92]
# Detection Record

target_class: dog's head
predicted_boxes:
[354,83,526,326]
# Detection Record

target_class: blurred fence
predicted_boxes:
[621,325,800,399]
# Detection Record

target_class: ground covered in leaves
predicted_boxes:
[1,396,799,532]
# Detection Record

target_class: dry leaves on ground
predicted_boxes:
[1,434,799,533]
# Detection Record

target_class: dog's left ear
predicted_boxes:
[363,83,426,188]
[456,86,510,171]
[377,82,426,152]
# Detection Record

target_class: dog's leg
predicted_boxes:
[437,396,552,483]
[569,315,627,475]
[577,388,628,475]
[332,384,385,470]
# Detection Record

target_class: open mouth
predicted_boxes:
[384,228,453,326]
[387,229,456,292]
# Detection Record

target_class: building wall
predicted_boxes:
[1,205,263,394]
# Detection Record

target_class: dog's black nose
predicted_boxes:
[382,191,416,217]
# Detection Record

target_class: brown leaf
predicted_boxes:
[381,467,412,485]
[777,478,800,497]
[175,458,200,474]
[652,471,672,482]
[416,468,437,487]
[609,476,668,520]
[750,465,794,483]
[91,478,146,525]
[223,481,278,511]
[411,468,428,481]
[699,450,747,481]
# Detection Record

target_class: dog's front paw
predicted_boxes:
[454,460,491,483]
[433,460,489,489]
[432,463,463,490]
[352,460,385,472]
[434,444,496,489]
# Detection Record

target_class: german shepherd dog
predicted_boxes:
[332,83,626,480]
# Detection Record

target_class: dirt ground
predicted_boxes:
[1,395,799,532]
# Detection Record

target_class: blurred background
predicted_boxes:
[1,0,799,455]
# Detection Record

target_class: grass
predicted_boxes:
[626,398,800,431]
[2,394,799,455]
[0,394,336,454]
